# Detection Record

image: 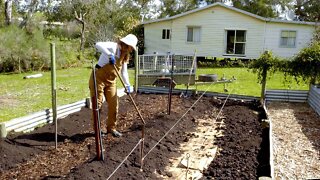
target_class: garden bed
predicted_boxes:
[0,94,266,179]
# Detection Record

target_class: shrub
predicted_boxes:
[0,25,84,73]
[53,40,83,69]
[43,21,81,40]
[0,25,50,72]
[197,58,249,68]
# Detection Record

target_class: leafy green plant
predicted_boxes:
[249,51,283,84]
[249,51,286,101]
[288,41,320,84]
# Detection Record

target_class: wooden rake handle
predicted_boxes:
[112,65,146,125]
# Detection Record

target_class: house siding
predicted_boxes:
[143,4,315,59]
[264,22,314,58]
[170,6,266,59]
[144,21,172,54]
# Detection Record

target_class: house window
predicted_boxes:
[187,26,201,42]
[225,30,246,55]
[280,30,296,47]
[162,29,170,39]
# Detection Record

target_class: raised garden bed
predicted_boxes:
[0,94,268,179]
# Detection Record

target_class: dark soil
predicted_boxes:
[0,94,264,179]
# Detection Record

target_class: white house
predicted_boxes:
[142,2,317,59]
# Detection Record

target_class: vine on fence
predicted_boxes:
[249,41,320,101]
[249,51,282,84]
[250,41,320,86]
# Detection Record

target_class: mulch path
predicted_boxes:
[0,94,265,179]
[268,102,320,179]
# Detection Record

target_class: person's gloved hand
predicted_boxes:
[125,86,132,94]
[109,55,116,65]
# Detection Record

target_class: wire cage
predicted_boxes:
[138,54,196,87]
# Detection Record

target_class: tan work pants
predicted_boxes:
[89,64,121,132]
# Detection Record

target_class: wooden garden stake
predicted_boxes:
[260,67,267,105]
[50,43,57,149]
[92,61,104,161]
[134,49,139,92]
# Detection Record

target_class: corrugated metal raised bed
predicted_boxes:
[266,89,308,102]
[0,100,86,137]
[308,85,320,116]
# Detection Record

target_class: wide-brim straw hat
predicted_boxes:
[120,34,138,51]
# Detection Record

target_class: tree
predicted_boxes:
[156,0,292,18]
[294,0,320,22]
[8,0,49,29]
[313,27,320,43]
[158,0,198,18]
[0,0,6,26]
[47,0,98,55]
[4,0,12,25]
[46,0,141,53]
[132,0,155,21]
[232,0,274,18]
[199,0,228,5]
[228,0,292,18]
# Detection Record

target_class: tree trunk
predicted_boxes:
[75,10,86,60]
[5,0,12,25]
[80,21,85,52]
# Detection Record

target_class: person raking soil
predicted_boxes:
[89,34,138,138]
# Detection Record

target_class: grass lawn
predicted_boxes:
[193,68,309,96]
[0,66,88,122]
[0,66,308,122]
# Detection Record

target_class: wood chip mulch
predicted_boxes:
[267,102,320,179]
[0,137,92,179]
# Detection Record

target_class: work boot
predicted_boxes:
[110,129,122,137]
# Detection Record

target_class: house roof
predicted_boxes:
[142,2,317,26]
